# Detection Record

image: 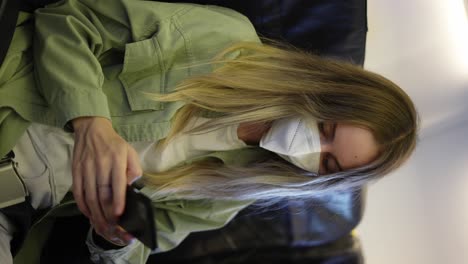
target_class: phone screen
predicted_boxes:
[118,186,157,250]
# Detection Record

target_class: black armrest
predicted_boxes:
[0,0,21,67]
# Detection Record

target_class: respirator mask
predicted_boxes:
[259,116,322,173]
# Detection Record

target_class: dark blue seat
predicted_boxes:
[163,0,367,65]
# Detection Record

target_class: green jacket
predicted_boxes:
[0,0,266,263]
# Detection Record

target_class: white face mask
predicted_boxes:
[259,116,322,173]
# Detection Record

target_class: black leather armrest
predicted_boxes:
[0,0,21,67]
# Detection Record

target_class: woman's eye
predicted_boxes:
[323,153,341,174]
[319,122,326,135]
[322,154,329,172]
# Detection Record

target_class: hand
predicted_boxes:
[71,116,142,237]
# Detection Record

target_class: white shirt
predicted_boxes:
[132,116,248,174]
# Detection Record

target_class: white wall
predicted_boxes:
[356,0,468,263]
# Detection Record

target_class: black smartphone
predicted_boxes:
[118,186,157,250]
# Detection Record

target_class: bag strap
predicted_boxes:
[0,201,35,257]
[0,0,21,67]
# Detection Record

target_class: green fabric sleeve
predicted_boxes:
[33,0,132,131]
[33,0,260,132]
[152,198,254,252]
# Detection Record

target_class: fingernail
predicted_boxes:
[110,237,125,245]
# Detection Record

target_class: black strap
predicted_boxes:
[0,150,35,256]
[0,0,21,67]
[0,150,15,163]
[0,199,36,257]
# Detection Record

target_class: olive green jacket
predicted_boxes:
[0,0,266,263]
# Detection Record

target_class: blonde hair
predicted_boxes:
[141,41,420,204]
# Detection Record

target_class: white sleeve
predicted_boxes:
[0,213,15,264]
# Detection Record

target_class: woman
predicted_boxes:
[0,0,419,263]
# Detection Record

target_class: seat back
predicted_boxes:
[163,0,367,65]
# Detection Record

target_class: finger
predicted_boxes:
[84,160,108,234]
[126,146,143,184]
[72,162,89,217]
[108,236,128,246]
[72,144,91,218]
[116,225,135,243]
[91,221,115,245]
[97,159,117,224]
[112,153,127,217]
[98,184,116,224]
[92,221,133,246]
[102,225,129,246]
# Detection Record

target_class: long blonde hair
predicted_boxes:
[141,41,420,204]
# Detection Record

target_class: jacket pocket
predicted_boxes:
[118,36,166,111]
